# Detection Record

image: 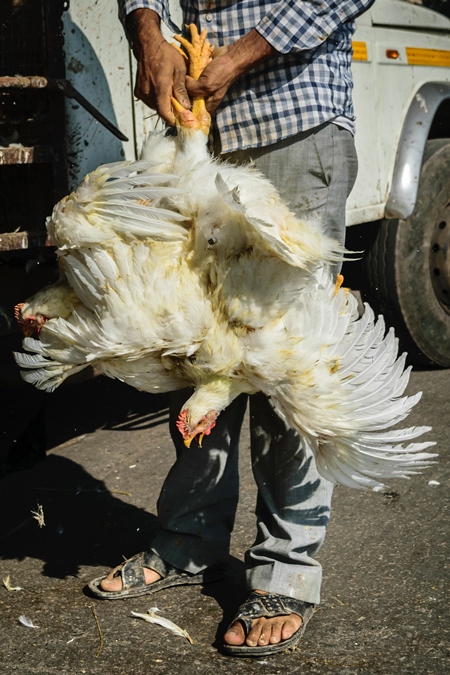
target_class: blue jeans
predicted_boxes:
[150,121,358,605]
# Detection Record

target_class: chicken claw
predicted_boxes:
[174,24,215,80]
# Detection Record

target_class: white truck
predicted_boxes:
[347,0,450,368]
[1,0,449,365]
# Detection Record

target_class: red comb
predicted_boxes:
[176,409,189,436]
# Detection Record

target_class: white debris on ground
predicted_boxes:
[131,607,194,644]
[19,616,37,628]
[2,575,22,592]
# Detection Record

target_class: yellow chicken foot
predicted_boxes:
[172,24,214,134]
[334,273,344,296]
[169,42,188,60]
[174,24,214,80]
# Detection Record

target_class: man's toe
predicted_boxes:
[223,621,246,645]
[281,615,302,640]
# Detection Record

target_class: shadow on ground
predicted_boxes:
[1,351,170,470]
[0,452,161,578]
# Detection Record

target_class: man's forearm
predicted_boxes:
[125,8,164,59]
[224,28,276,79]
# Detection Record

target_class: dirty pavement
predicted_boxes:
[0,361,449,674]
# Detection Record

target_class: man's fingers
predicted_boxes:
[173,73,191,109]
[134,76,156,111]
[136,83,175,125]
[156,90,177,125]
[205,93,223,114]
[155,67,187,124]
[185,75,202,97]
[168,43,190,109]
[185,74,215,98]
[185,75,225,115]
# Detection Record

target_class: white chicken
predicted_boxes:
[14,26,435,489]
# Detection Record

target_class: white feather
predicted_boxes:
[131,609,194,644]
[19,616,37,628]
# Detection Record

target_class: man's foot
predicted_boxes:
[99,564,161,592]
[223,590,302,647]
[88,551,227,600]
[222,591,315,656]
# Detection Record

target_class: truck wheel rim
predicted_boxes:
[429,201,450,315]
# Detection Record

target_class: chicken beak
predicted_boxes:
[183,432,205,448]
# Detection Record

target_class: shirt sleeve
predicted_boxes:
[119,0,178,33]
[256,0,375,54]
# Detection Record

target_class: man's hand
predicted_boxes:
[186,29,276,114]
[126,9,190,125]
[127,12,276,122]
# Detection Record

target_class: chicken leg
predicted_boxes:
[171,24,214,134]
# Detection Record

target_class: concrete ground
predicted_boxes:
[0,362,449,675]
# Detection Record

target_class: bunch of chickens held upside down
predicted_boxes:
[14,26,435,489]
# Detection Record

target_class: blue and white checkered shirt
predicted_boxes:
[120,0,374,153]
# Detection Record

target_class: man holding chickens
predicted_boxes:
[90,0,375,656]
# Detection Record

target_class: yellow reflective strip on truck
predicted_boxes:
[406,47,450,67]
[352,41,368,61]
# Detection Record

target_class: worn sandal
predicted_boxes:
[88,550,227,600]
[222,591,315,656]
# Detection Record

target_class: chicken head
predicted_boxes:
[176,408,219,448]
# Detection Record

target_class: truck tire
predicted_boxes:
[359,139,450,367]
